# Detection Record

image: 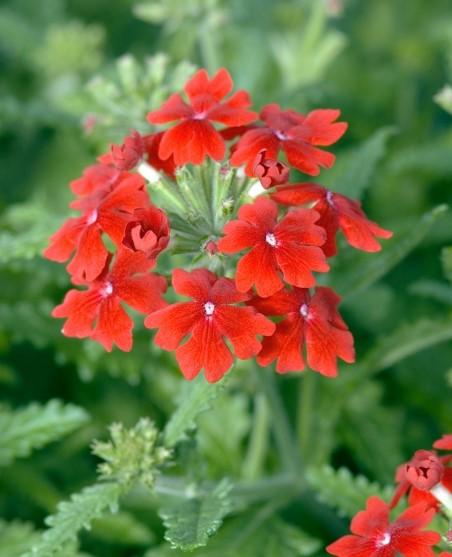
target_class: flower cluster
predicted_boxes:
[45,67,393,382]
[327,434,452,557]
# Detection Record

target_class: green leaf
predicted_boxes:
[159,478,233,550]
[91,511,155,545]
[0,400,89,467]
[409,279,452,306]
[434,84,452,114]
[306,465,392,517]
[323,127,396,199]
[0,520,40,557]
[24,482,123,557]
[163,375,225,448]
[330,204,449,299]
[442,246,452,282]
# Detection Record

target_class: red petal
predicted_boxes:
[235,243,282,297]
[209,277,249,305]
[52,288,101,338]
[66,224,109,282]
[326,535,375,557]
[217,220,261,253]
[43,217,85,262]
[208,90,257,126]
[276,244,329,288]
[293,109,348,146]
[271,183,325,206]
[147,93,193,124]
[258,315,305,373]
[283,140,336,176]
[91,296,133,352]
[145,302,201,350]
[350,497,389,538]
[275,208,326,246]
[172,268,217,300]
[434,434,452,450]
[250,288,307,316]
[230,128,280,175]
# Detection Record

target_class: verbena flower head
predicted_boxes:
[44,66,394,383]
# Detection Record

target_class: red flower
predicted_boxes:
[272,183,393,256]
[252,149,290,189]
[144,269,275,383]
[434,435,452,451]
[217,197,329,297]
[230,104,347,176]
[326,496,441,557]
[98,130,145,171]
[122,205,170,261]
[252,286,354,377]
[147,68,257,166]
[70,164,121,197]
[44,173,149,282]
[143,132,176,178]
[391,449,452,512]
[52,249,167,351]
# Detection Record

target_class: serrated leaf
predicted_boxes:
[24,482,123,557]
[330,204,448,299]
[0,400,89,466]
[163,375,225,448]
[159,479,232,550]
[442,246,452,282]
[323,127,396,199]
[306,465,392,517]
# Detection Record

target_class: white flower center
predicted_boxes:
[100,281,113,297]
[326,190,335,206]
[193,111,207,120]
[204,301,215,316]
[265,232,278,247]
[275,130,288,141]
[86,209,98,225]
[300,304,309,318]
[376,532,391,548]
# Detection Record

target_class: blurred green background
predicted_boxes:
[1,0,452,556]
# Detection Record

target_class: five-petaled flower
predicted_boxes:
[326,496,441,557]
[52,249,167,352]
[218,196,329,297]
[144,268,275,383]
[271,183,393,256]
[230,103,347,176]
[44,173,148,282]
[147,68,257,166]
[251,286,355,377]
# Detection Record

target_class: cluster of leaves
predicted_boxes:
[1,0,452,556]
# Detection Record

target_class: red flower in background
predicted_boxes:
[52,249,167,352]
[230,104,347,176]
[98,130,145,171]
[147,68,257,166]
[44,173,149,282]
[145,269,275,383]
[218,197,329,297]
[252,149,290,189]
[272,183,392,256]
[326,496,441,557]
[122,205,170,261]
[252,286,354,377]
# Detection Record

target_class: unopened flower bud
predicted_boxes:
[405,450,444,491]
[102,130,145,171]
[252,149,289,189]
[205,240,218,255]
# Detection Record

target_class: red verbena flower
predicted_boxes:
[122,205,170,261]
[144,268,275,383]
[98,130,145,171]
[147,68,257,166]
[230,103,347,176]
[434,435,452,451]
[44,173,149,282]
[272,183,393,256]
[52,249,166,351]
[252,149,290,189]
[70,163,121,197]
[251,286,354,377]
[217,196,329,297]
[326,496,441,557]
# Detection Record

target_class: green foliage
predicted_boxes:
[91,511,155,546]
[0,400,88,467]
[159,478,233,550]
[306,466,392,517]
[0,520,41,557]
[163,375,225,448]
[442,246,452,282]
[434,84,452,113]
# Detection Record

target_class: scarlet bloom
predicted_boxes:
[147,68,257,166]
[217,196,329,297]
[326,496,441,557]
[70,164,121,197]
[98,130,145,171]
[272,183,393,256]
[252,149,290,189]
[144,269,275,383]
[44,173,149,282]
[52,249,167,352]
[252,286,354,377]
[434,435,452,451]
[230,104,347,176]
[122,205,170,261]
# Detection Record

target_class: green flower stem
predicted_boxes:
[296,373,316,463]
[242,393,270,480]
[256,366,301,476]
